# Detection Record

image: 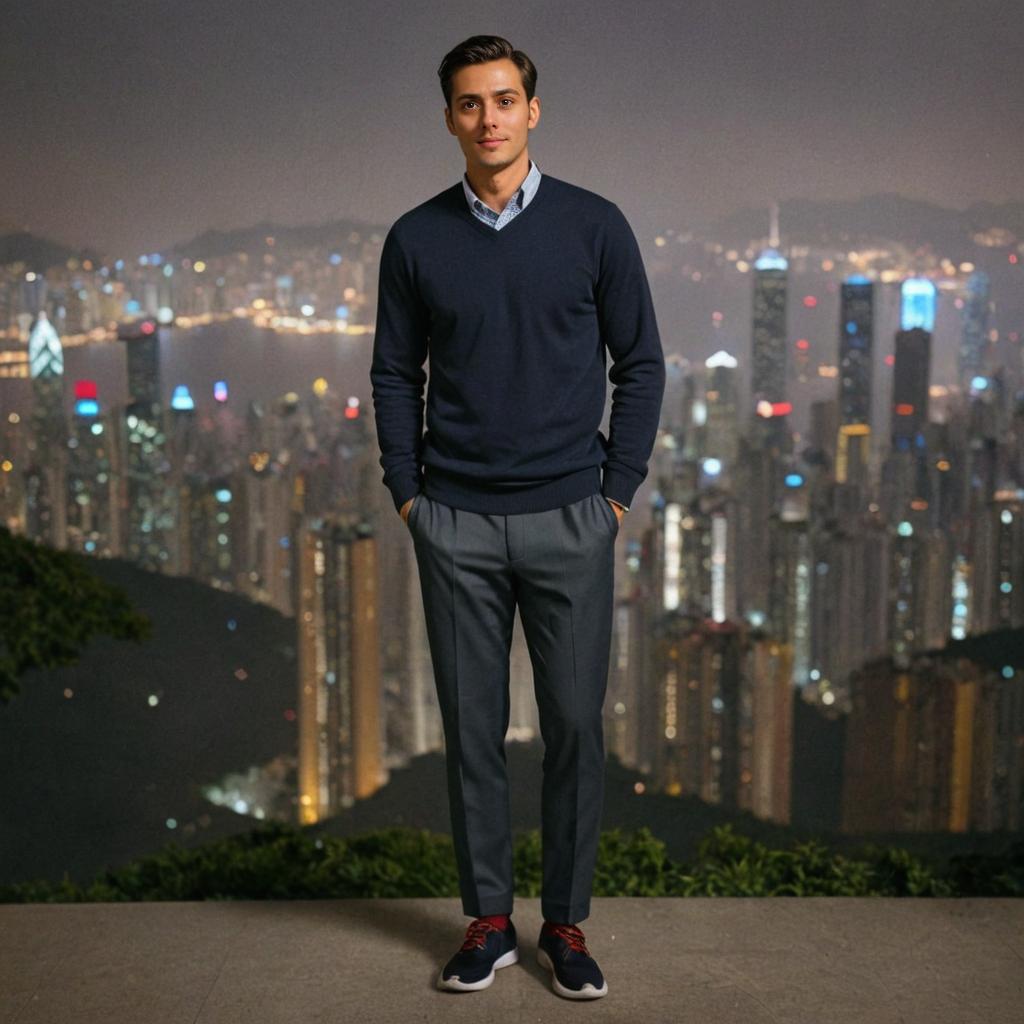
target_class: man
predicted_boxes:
[370,34,665,1000]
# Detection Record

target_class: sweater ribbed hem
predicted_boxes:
[422,465,602,515]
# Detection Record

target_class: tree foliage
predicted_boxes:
[0,526,152,704]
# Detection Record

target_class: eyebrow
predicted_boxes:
[454,87,521,101]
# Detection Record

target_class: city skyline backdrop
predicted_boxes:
[3,0,1023,256]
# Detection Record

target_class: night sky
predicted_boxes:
[4,0,1022,257]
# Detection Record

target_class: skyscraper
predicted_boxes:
[838,275,874,426]
[750,202,788,416]
[836,274,874,485]
[891,278,936,453]
[959,270,991,394]
[25,311,67,546]
[751,245,788,408]
[704,349,740,474]
[119,317,171,569]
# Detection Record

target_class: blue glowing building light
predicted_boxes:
[754,247,788,272]
[171,384,195,411]
[900,278,936,331]
[75,398,100,418]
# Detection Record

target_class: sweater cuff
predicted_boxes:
[601,465,642,511]
[389,474,423,514]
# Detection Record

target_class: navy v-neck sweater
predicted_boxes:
[370,172,666,515]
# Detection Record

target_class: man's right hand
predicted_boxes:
[399,495,417,523]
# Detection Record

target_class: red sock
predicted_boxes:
[543,918,575,934]
[477,913,510,930]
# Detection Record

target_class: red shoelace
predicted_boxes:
[546,923,590,956]
[461,918,502,951]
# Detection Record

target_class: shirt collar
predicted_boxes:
[462,159,541,217]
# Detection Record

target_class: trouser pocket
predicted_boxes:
[593,492,620,536]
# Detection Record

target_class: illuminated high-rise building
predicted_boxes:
[891,278,936,453]
[296,511,384,823]
[180,477,236,587]
[123,317,160,409]
[959,270,991,394]
[703,350,740,473]
[838,275,874,424]
[836,275,874,485]
[28,310,63,383]
[844,653,1023,833]
[973,496,1023,632]
[165,383,204,577]
[236,399,283,606]
[24,311,67,546]
[750,206,790,453]
[119,317,172,569]
[900,276,936,332]
[751,235,788,408]
[768,501,812,686]
[65,379,116,556]
[653,617,793,824]
[887,516,948,668]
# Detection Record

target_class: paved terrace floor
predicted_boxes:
[2,897,1022,1023]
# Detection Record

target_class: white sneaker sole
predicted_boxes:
[437,945,519,991]
[537,946,609,999]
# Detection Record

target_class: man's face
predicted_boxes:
[444,58,540,174]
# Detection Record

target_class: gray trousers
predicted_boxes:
[406,490,619,924]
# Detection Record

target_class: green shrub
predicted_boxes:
[668,826,957,896]
[1,821,1020,902]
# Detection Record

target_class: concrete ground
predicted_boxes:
[2,897,1022,1023]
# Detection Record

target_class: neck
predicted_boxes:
[464,153,531,208]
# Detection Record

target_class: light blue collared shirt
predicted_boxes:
[462,159,542,230]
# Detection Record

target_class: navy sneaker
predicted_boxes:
[536,922,608,999]
[437,917,519,991]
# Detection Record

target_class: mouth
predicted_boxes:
[477,139,505,148]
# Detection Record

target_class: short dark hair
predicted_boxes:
[437,35,537,110]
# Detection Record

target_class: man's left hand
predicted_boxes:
[605,498,626,525]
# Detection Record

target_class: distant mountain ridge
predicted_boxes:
[3,193,1021,272]
[0,216,382,271]
[706,193,1024,255]
[0,229,104,271]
